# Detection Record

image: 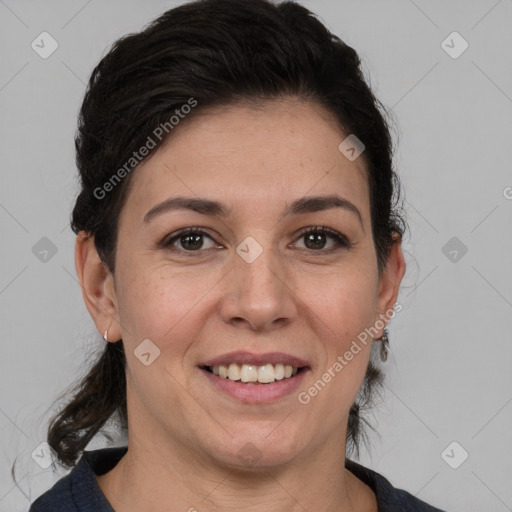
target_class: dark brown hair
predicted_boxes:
[47,0,405,468]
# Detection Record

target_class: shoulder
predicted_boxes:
[28,471,74,512]
[345,459,448,512]
[29,446,127,512]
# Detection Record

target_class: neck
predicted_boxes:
[97,429,376,512]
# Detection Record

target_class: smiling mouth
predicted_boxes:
[202,363,307,384]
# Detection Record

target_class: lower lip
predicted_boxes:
[199,367,309,403]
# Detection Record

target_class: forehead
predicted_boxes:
[121,99,370,223]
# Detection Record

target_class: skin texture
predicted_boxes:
[76,98,405,512]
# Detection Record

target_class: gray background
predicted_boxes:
[1,0,511,510]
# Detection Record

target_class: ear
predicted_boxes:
[374,233,406,337]
[75,231,121,342]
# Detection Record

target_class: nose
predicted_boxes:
[218,239,298,332]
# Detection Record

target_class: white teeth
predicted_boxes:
[240,364,258,382]
[274,363,285,380]
[208,363,300,384]
[258,364,275,384]
[227,363,241,381]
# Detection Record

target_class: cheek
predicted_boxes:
[115,266,214,413]
[299,264,378,340]
[116,262,219,352]
[299,266,377,398]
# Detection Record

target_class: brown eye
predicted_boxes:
[304,231,328,250]
[178,233,204,250]
[164,228,218,253]
[295,226,351,252]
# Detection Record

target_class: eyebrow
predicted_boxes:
[143,194,364,228]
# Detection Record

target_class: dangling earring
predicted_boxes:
[378,328,390,362]
[103,319,113,342]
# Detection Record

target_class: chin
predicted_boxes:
[206,432,304,471]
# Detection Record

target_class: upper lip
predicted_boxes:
[201,351,310,368]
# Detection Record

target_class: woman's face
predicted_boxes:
[95,98,404,469]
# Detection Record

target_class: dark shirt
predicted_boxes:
[29,446,447,511]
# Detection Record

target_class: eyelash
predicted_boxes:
[161,226,352,256]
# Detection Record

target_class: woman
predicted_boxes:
[29,0,447,510]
